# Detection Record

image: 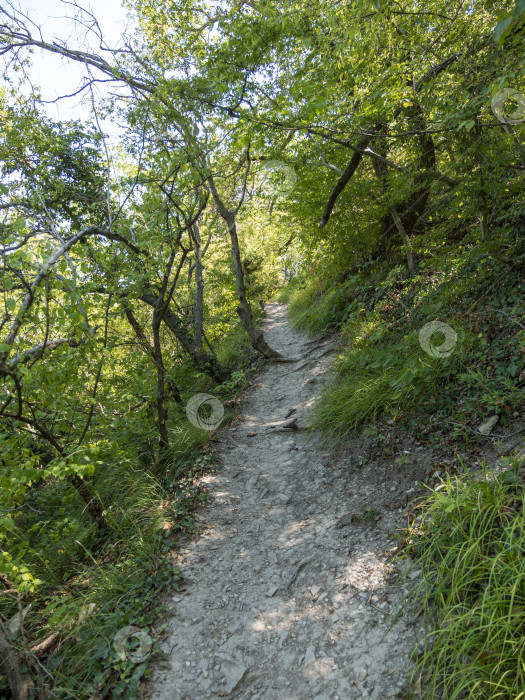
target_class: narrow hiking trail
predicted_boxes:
[152,304,417,700]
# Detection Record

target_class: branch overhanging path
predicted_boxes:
[152,304,416,700]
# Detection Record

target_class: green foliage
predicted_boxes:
[493,0,525,43]
[311,332,461,440]
[402,459,525,698]
[280,235,525,443]
[0,428,223,698]
[0,0,524,695]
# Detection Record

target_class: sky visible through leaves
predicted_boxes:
[20,0,130,122]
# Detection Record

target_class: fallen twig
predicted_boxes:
[447,420,525,440]
[31,632,60,658]
[285,559,310,590]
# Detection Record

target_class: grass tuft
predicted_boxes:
[402,458,525,699]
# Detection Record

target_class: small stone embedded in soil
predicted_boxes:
[303,646,316,666]
[267,551,278,564]
[357,666,368,681]
[266,585,279,597]
[310,585,322,598]
[335,513,353,529]
[277,629,291,646]
[216,656,249,694]
[478,414,499,435]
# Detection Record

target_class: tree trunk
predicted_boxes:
[226,210,282,358]
[319,134,372,229]
[0,629,28,700]
[192,222,204,351]
[207,178,282,359]
[389,206,414,272]
[396,102,436,236]
[70,475,107,528]
[124,301,182,439]
[140,290,231,382]
[152,310,170,452]
[373,106,435,252]
[474,121,490,242]
[24,418,107,529]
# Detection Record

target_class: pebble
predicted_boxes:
[277,629,291,646]
[268,551,278,565]
[304,645,316,666]
[358,666,368,681]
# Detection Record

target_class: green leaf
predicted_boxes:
[493,15,513,43]
[0,518,15,531]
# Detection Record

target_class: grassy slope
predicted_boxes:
[281,237,524,443]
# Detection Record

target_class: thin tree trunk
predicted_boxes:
[70,475,107,527]
[152,311,170,452]
[390,206,414,273]
[25,418,107,528]
[207,176,282,359]
[192,222,204,351]
[0,629,28,700]
[474,121,490,242]
[226,210,281,358]
[124,302,173,450]
[140,290,230,382]
[394,103,436,237]
[319,135,372,229]
[124,303,182,404]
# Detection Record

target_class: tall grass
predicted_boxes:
[280,280,344,335]
[403,460,525,698]
[311,333,460,441]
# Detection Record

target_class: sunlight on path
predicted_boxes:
[152,304,415,700]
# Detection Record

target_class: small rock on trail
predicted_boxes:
[152,303,416,699]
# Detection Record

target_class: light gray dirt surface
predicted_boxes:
[152,303,416,700]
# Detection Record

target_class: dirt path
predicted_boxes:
[152,303,416,700]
